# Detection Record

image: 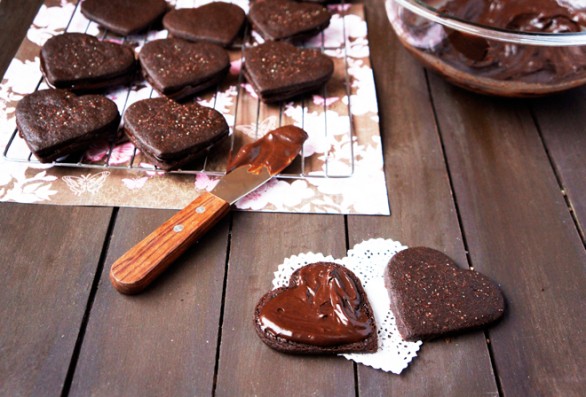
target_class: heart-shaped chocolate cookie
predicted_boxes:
[243,41,334,103]
[41,33,136,92]
[123,98,229,171]
[254,262,378,354]
[80,0,168,36]
[15,89,120,163]
[385,247,505,341]
[248,0,331,41]
[163,2,246,47]
[139,38,230,101]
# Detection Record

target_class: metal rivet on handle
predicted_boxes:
[195,206,205,214]
[173,225,184,232]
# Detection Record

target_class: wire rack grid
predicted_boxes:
[3,0,358,180]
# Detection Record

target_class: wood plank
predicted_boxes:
[345,1,500,395]
[0,203,112,396]
[0,0,44,78]
[68,208,230,396]
[531,91,586,239]
[428,73,586,396]
[215,212,355,396]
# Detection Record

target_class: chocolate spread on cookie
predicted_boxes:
[226,125,308,175]
[258,263,374,347]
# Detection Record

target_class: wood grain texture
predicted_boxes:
[0,203,112,396]
[530,91,586,239]
[2,1,585,395]
[68,208,230,397]
[215,212,355,396]
[110,192,230,294]
[348,1,500,395]
[429,75,586,396]
[0,0,44,78]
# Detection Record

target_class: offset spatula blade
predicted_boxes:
[211,165,272,204]
[110,125,308,294]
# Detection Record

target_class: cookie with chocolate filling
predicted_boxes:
[15,89,120,163]
[163,2,246,47]
[41,33,136,92]
[123,98,229,171]
[139,38,230,101]
[243,41,333,103]
[254,262,378,354]
[385,247,506,341]
[80,0,168,36]
[248,0,331,41]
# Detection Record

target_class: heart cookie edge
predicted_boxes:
[254,261,378,355]
[385,247,506,341]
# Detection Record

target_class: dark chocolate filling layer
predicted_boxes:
[142,64,229,101]
[30,116,120,163]
[243,67,331,103]
[257,263,374,347]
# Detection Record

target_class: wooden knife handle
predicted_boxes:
[110,191,231,294]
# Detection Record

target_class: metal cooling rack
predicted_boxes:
[3,0,356,179]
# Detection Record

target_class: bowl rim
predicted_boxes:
[389,0,586,46]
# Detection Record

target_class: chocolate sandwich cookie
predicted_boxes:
[254,262,378,354]
[385,247,506,341]
[80,0,168,36]
[40,33,136,92]
[15,89,120,163]
[163,2,246,47]
[139,38,230,101]
[243,41,334,103]
[248,0,331,41]
[123,98,229,171]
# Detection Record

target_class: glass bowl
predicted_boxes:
[386,0,586,96]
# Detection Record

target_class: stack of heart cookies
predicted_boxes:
[16,0,336,170]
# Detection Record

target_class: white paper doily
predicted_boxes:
[270,238,423,374]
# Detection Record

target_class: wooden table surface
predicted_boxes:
[1,1,585,396]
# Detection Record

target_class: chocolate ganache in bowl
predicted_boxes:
[386,0,586,96]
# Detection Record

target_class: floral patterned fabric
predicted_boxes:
[0,0,389,215]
